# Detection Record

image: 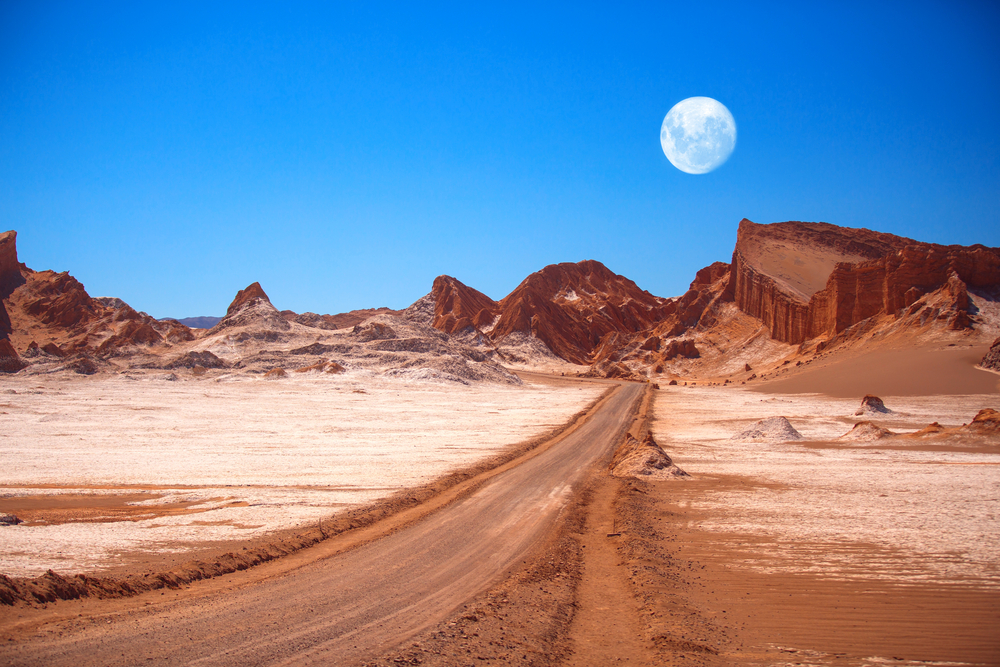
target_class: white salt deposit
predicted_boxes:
[653,387,1000,588]
[0,373,603,576]
[731,416,803,442]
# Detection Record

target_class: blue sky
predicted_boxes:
[2,1,998,318]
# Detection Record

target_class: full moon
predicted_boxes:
[660,97,737,174]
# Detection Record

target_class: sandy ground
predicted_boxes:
[0,372,604,576]
[760,343,999,396]
[642,384,1000,664]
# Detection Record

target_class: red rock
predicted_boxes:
[489,260,674,365]
[661,339,699,361]
[95,320,165,356]
[729,219,1000,345]
[0,339,25,373]
[429,276,499,334]
[1,231,194,357]
[226,282,270,316]
[968,408,1000,434]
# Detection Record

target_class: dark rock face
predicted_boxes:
[0,231,25,299]
[0,339,25,373]
[981,337,1000,372]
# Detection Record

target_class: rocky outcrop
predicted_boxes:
[732,416,803,442]
[210,283,290,333]
[0,339,25,373]
[979,337,1000,372]
[729,219,1000,345]
[0,232,195,364]
[968,408,1000,435]
[429,276,499,335]
[610,432,689,480]
[487,261,674,365]
[163,350,227,370]
[838,421,896,442]
[0,231,25,299]
[855,395,892,416]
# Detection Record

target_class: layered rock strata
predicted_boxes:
[729,219,1000,345]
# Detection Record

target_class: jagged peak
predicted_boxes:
[226,282,271,316]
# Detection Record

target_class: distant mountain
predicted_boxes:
[421,219,1000,379]
[163,316,223,329]
[2,220,998,383]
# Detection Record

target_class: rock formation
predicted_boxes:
[855,395,892,416]
[209,282,290,333]
[423,261,680,367]
[838,421,896,442]
[0,231,195,370]
[0,231,25,299]
[489,260,675,365]
[610,432,689,479]
[728,219,1000,345]
[981,337,1000,372]
[428,276,499,335]
[732,416,803,442]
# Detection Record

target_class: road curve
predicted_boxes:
[4,382,643,667]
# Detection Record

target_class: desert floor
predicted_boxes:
[639,384,1000,665]
[0,371,605,576]
[1,370,998,666]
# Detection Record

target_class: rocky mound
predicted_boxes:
[210,283,290,334]
[163,350,228,370]
[981,337,1000,372]
[838,421,896,442]
[0,339,25,373]
[855,394,892,416]
[968,408,1000,434]
[610,432,689,480]
[732,416,803,442]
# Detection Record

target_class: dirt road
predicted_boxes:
[2,382,643,667]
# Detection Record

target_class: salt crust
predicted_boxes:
[0,373,603,576]
[654,386,1000,588]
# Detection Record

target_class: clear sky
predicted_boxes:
[2,1,998,318]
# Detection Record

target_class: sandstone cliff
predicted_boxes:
[729,219,1000,345]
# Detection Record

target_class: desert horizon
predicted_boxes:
[3,215,999,665]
